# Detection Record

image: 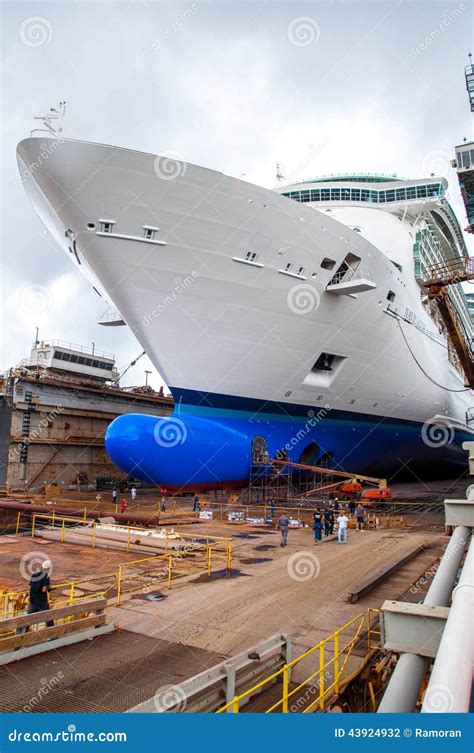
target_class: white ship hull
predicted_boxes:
[17,138,474,485]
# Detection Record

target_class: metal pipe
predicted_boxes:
[422,536,474,712]
[0,499,160,526]
[378,525,470,712]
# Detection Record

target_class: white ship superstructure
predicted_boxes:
[16,138,474,485]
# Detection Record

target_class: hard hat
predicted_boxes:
[42,560,51,570]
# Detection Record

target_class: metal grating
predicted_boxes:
[0,629,225,713]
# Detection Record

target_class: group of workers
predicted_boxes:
[276,501,366,547]
[111,485,137,514]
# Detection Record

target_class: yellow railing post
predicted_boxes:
[117,564,122,606]
[61,519,65,543]
[31,514,36,538]
[83,506,87,521]
[334,632,340,694]
[69,582,74,605]
[232,699,239,713]
[15,511,21,534]
[168,555,173,589]
[282,665,289,712]
[319,643,325,709]
[52,510,56,525]
[207,546,212,576]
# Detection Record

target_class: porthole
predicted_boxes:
[86,222,96,231]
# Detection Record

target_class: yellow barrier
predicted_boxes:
[15,512,233,609]
[116,538,232,605]
[217,611,380,713]
[30,512,232,554]
[0,573,116,622]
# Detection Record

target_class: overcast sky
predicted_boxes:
[1,0,473,391]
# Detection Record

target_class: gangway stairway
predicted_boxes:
[423,257,474,388]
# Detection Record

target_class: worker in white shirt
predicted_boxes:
[337,512,349,544]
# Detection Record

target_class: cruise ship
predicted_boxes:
[17,137,474,488]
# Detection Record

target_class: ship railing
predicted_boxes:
[330,266,374,286]
[44,339,115,360]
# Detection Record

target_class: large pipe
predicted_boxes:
[378,525,470,713]
[421,536,474,713]
[0,499,160,526]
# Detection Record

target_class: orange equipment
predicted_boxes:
[340,482,362,499]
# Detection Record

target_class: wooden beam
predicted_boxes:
[0,598,107,631]
[0,614,106,652]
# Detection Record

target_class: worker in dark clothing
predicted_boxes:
[277,513,290,547]
[269,498,276,520]
[313,510,324,544]
[193,494,200,512]
[355,503,365,531]
[324,509,334,536]
[348,499,356,515]
[18,561,53,633]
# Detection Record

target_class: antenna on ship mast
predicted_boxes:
[31,101,66,137]
[276,163,285,184]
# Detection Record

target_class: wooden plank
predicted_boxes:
[0,598,107,631]
[348,545,426,603]
[0,614,106,652]
[0,623,115,666]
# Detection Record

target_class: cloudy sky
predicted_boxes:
[1,0,473,391]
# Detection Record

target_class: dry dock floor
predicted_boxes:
[0,507,447,712]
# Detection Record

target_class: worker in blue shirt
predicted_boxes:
[313,510,324,543]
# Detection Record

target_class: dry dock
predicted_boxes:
[0,496,449,713]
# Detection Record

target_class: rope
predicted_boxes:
[396,318,471,393]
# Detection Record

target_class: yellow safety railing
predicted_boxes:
[217,611,380,713]
[0,573,116,622]
[116,538,232,605]
[29,512,232,555]
[15,512,233,609]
